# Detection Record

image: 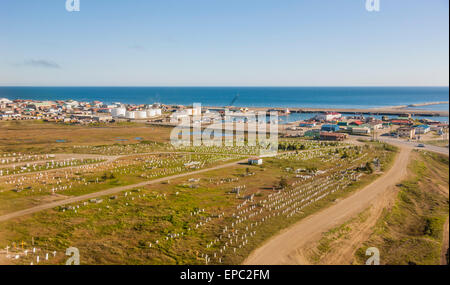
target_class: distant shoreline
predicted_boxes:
[206,103,449,118]
[1,96,449,119]
[384,101,448,108]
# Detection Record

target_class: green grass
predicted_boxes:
[0,141,397,265]
[0,153,241,215]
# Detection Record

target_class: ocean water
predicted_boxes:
[0,87,448,110]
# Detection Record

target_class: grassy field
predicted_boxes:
[0,153,241,215]
[0,120,172,154]
[354,150,449,265]
[0,140,397,265]
[422,139,449,148]
[0,121,400,265]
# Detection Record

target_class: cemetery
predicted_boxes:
[0,135,397,265]
[0,152,241,215]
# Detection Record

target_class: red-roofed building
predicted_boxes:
[350,120,363,126]
[391,119,412,125]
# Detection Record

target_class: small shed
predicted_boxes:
[248,157,263,165]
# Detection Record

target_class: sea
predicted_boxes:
[1,86,448,122]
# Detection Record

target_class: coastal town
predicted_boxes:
[1,97,448,145]
[1,1,448,280]
[0,97,448,266]
[0,95,448,266]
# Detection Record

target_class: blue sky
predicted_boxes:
[0,0,448,86]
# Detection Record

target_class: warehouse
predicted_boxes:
[351,127,371,135]
[319,132,347,141]
[321,124,340,132]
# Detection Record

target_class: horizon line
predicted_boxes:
[0,85,449,88]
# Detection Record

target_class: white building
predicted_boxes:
[111,107,126,117]
[63,100,79,109]
[316,112,342,121]
[146,109,156,117]
[0,98,12,104]
[352,127,371,135]
[248,157,263,165]
[135,111,147,119]
[369,122,383,130]
[125,111,135,119]
[146,108,162,117]
[170,111,190,124]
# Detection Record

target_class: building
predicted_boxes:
[27,101,54,110]
[170,112,190,124]
[125,111,136,119]
[320,132,347,141]
[391,119,411,125]
[304,129,321,139]
[351,127,371,135]
[430,126,444,134]
[93,115,113,122]
[248,157,263,165]
[0,98,12,104]
[414,125,430,134]
[368,121,383,130]
[397,127,415,139]
[185,105,202,116]
[146,109,157,117]
[316,112,342,121]
[63,100,79,109]
[299,122,316,128]
[349,120,364,126]
[321,124,340,132]
[111,107,126,117]
[154,108,162,116]
[135,111,147,119]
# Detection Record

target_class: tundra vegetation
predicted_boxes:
[0,120,398,265]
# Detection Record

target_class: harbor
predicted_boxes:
[220,104,449,118]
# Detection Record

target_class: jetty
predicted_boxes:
[209,103,449,117]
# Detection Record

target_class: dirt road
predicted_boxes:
[0,158,249,223]
[244,147,411,265]
[306,182,401,265]
[376,136,449,156]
